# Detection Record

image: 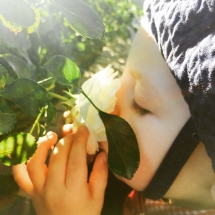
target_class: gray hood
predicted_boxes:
[144,0,215,171]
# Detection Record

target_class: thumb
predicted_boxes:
[89,151,108,200]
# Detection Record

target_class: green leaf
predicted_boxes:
[0,0,39,34]
[99,111,140,179]
[0,97,13,113]
[44,55,81,87]
[0,133,37,166]
[0,65,8,89]
[1,54,31,79]
[0,78,50,117]
[0,23,31,50]
[52,0,104,39]
[0,112,16,135]
[45,102,56,124]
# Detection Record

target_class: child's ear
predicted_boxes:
[210,182,215,202]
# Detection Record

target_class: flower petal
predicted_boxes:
[70,65,121,154]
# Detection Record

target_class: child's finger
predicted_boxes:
[65,126,89,189]
[12,164,34,196]
[89,151,108,201]
[63,110,71,119]
[27,132,58,192]
[61,123,73,137]
[46,133,74,185]
[211,183,215,202]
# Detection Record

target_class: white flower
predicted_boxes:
[71,65,121,154]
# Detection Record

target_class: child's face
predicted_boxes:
[100,22,191,191]
[99,20,215,209]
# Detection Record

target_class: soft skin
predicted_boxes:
[13,127,108,215]
[100,22,215,209]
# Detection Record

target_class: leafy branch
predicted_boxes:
[29,107,45,135]
[0,0,140,180]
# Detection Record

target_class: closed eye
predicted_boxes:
[131,99,150,116]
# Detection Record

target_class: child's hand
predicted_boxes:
[211,183,215,203]
[12,127,108,215]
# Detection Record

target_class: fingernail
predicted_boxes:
[47,131,53,138]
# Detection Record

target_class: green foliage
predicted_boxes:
[1,54,31,79]
[90,0,142,42]
[52,0,105,39]
[0,64,8,89]
[0,113,16,135]
[0,133,36,166]
[45,102,56,125]
[86,0,143,74]
[44,55,81,87]
[0,0,39,33]
[0,0,142,181]
[0,78,50,117]
[0,22,31,51]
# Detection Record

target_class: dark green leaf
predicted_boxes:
[0,97,13,113]
[44,55,81,86]
[2,54,31,78]
[52,0,104,39]
[0,78,50,117]
[0,65,8,89]
[0,133,37,166]
[0,0,37,33]
[0,23,31,50]
[0,112,16,135]
[99,111,140,179]
[45,102,56,124]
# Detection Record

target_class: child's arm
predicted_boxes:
[12,126,108,215]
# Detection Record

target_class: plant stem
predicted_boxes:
[29,107,45,135]
[80,89,99,111]
[49,92,68,101]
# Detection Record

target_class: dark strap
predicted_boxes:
[141,118,199,200]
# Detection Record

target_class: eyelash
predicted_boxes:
[131,99,150,116]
